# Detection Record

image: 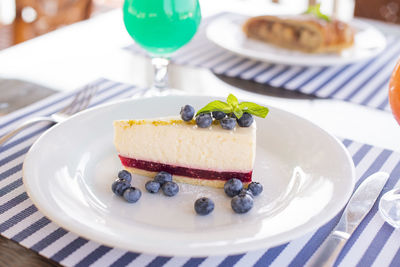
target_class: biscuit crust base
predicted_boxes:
[123,167,251,188]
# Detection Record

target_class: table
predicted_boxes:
[0,0,400,265]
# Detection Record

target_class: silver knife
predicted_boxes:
[306,171,390,267]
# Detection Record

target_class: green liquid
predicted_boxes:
[123,0,201,56]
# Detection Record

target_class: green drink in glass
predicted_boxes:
[123,0,201,90]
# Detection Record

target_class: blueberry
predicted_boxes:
[220,117,236,130]
[194,197,215,215]
[123,187,142,203]
[237,113,254,127]
[231,194,254,214]
[195,113,212,128]
[145,180,160,193]
[154,171,172,185]
[162,181,179,197]
[212,111,226,120]
[180,105,195,121]
[248,182,263,196]
[111,178,130,196]
[224,178,243,197]
[118,170,132,183]
[238,188,253,198]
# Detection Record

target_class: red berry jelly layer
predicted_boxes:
[119,155,252,183]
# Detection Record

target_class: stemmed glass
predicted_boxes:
[123,0,201,93]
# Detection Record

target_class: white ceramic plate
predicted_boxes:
[23,95,355,256]
[206,16,386,66]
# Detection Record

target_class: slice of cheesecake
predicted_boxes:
[113,116,256,188]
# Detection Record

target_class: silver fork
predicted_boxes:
[0,85,98,146]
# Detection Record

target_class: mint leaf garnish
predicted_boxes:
[239,102,269,118]
[196,100,232,115]
[304,4,331,22]
[196,94,269,119]
[233,107,243,119]
[227,94,239,108]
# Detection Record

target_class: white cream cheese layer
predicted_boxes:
[113,116,256,172]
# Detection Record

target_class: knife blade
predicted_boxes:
[306,171,390,267]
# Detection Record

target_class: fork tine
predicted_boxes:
[67,85,98,115]
[79,85,98,111]
[59,86,88,114]
[61,85,96,115]
[67,86,90,115]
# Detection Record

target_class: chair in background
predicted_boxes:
[13,0,93,44]
[304,0,400,24]
[355,0,400,24]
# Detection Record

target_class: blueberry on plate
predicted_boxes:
[118,170,132,183]
[248,182,263,196]
[220,117,236,130]
[145,180,161,193]
[123,187,142,203]
[195,113,212,128]
[224,178,243,197]
[194,197,215,215]
[237,113,254,127]
[162,181,179,197]
[212,111,226,120]
[111,178,130,196]
[154,171,172,185]
[231,194,254,214]
[180,105,195,121]
[238,188,253,198]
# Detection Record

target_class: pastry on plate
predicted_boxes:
[242,13,354,53]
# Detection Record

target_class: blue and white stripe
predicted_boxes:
[1,78,400,266]
[126,13,400,112]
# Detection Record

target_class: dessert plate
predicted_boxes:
[23,95,355,256]
[206,16,386,66]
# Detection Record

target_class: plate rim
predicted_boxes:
[205,15,387,66]
[22,95,356,256]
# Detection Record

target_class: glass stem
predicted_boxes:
[151,57,169,91]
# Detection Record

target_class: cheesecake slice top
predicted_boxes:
[114,116,256,172]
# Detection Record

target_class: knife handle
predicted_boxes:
[306,230,349,267]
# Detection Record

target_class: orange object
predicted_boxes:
[389,60,400,125]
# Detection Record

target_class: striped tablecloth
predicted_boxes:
[1,78,400,267]
[126,13,400,112]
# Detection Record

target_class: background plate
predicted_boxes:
[23,95,355,256]
[206,16,386,66]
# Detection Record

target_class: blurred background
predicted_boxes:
[0,0,399,51]
[0,0,122,50]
